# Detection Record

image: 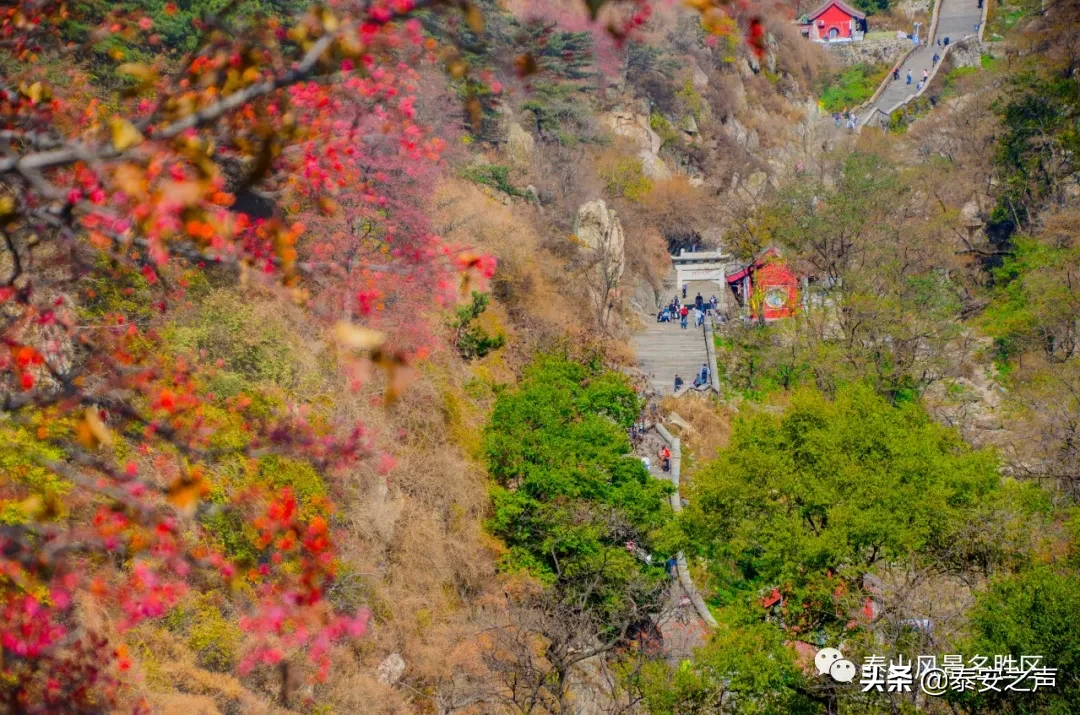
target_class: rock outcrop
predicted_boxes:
[573,199,626,284]
[948,38,986,69]
[601,111,671,182]
[602,111,662,155]
[377,653,407,686]
[825,36,911,66]
[506,122,535,168]
[640,152,673,181]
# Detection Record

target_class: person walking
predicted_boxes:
[681,284,687,299]
[906,69,912,85]
[892,66,900,81]
[916,79,924,92]
[660,445,671,472]
[677,593,692,624]
[932,52,940,68]
[674,374,683,392]
[922,69,929,83]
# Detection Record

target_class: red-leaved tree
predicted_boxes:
[0,0,751,708]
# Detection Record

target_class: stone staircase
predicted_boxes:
[633,275,712,396]
[859,0,984,127]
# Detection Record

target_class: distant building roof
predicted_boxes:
[672,248,729,264]
[726,246,783,283]
[805,0,867,21]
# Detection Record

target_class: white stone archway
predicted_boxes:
[671,249,734,311]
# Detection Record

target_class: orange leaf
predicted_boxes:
[166,472,203,518]
[334,322,386,351]
[109,117,144,152]
[76,407,113,449]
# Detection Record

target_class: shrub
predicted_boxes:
[684,383,1002,635]
[450,292,506,361]
[958,567,1080,713]
[943,66,978,96]
[165,595,244,672]
[485,353,674,621]
[0,424,70,526]
[205,454,328,561]
[601,156,653,202]
[649,112,680,147]
[819,63,889,113]
[164,289,314,397]
[79,257,154,323]
[458,163,525,197]
[676,79,706,120]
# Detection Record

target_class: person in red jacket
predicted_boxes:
[660,446,671,472]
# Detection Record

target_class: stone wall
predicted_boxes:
[825,37,911,66]
[948,37,986,69]
[895,0,932,16]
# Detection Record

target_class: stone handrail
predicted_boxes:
[654,424,718,628]
[927,0,945,47]
[854,43,918,121]
[671,320,719,397]
[703,320,721,394]
[857,0,944,128]
[877,34,977,122]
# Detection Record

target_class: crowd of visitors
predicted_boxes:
[657,291,719,329]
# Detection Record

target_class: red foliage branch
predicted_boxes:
[0,0,484,707]
[0,0,758,707]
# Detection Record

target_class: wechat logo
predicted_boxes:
[816,648,857,683]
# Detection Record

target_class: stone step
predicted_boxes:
[633,300,712,396]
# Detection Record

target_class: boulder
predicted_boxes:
[745,171,768,198]
[573,199,626,283]
[724,119,759,152]
[961,199,983,228]
[602,111,662,156]
[506,122,535,168]
[639,150,672,181]
[377,653,407,686]
[690,60,710,90]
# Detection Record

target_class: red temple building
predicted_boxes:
[725,247,800,321]
[799,0,867,42]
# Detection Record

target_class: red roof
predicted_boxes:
[806,0,866,21]
[726,247,782,284]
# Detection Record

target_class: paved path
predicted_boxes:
[861,0,984,123]
[632,273,712,396]
[635,427,712,661]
